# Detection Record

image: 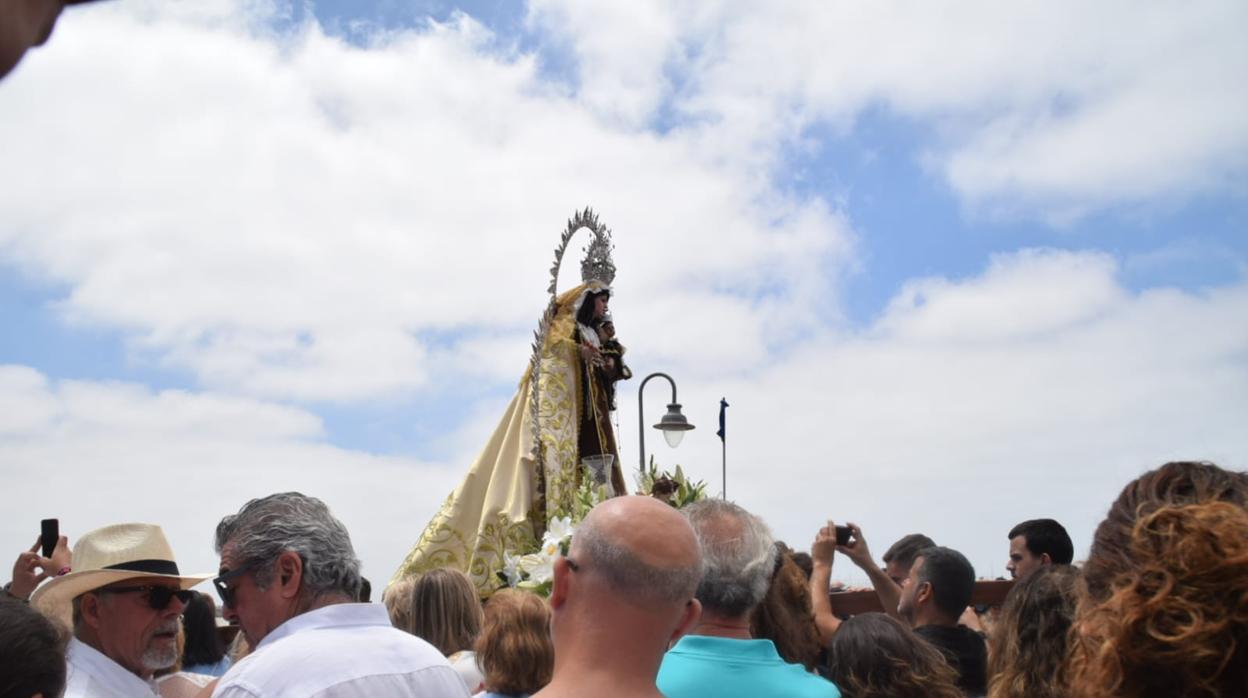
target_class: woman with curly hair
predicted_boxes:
[825,612,962,698]
[986,564,1079,697]
[1069,460,1248,697]
[474,589,554,698]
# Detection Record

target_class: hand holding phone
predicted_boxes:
[10,521,65,601]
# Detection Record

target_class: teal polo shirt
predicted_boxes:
[657,635,841,698]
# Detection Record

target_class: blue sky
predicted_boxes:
[787,111,1248,318]
[2,0,1245,582]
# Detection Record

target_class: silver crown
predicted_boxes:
[576,209,615,286]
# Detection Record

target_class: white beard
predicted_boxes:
[142,618,182,671]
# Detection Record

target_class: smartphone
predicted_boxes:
[835,525,852,546]
[41,518,58,558]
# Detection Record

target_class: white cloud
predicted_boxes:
[0,365,323,439]
[534,0,1248,220]
[876,250,1126,342]
[0,366,462,585]
[616,250,1248,579]
[0,0,851,402]
[527,0,682,127]
[0,366,60,434]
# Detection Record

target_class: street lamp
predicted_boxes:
[638,372,695,475]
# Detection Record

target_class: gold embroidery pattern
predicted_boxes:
[539,338,580,522]
[392,493,462,572]
[466,511,538,591]
[393,495,537,593]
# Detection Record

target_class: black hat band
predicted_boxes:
[104,559,181,576]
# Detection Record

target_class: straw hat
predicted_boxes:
[31,523,212,624]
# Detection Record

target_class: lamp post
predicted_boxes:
[637,372,695,476]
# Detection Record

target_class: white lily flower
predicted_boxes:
[527,555,555,584]
[516,553,545,576]
[543,516,575,549]
[501,552,524,587]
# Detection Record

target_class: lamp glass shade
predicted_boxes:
[653,403,694,448]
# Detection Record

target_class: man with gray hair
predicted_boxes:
[210,492,468,698]
[534,496,702,698]
[658,499,841,698]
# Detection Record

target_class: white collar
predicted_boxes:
[255,603,391,651]
[68,637,161,697]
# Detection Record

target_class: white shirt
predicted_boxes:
[156,672,216,698]
[447,650,485,693]
[64,637,161,698]
[212,603,469,698]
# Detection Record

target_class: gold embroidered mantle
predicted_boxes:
[392,281,621,594]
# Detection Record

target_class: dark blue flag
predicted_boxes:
[717,398,729,442]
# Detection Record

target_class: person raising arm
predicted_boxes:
[808,523,841,646]
[835,523,904,621]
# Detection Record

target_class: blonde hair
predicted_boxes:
[475,589,554,696]
[383,577,417,631]
[408,568,483,656]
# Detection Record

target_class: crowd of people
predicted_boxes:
[5,5,1247,698]
[1,459,1245,698]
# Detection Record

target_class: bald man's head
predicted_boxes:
[569,496,702,606]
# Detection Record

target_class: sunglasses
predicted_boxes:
[101,584,195,610]
[212,560,259,608]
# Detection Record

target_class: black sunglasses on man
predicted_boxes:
[213,560,260,608]
[100,584,195,610]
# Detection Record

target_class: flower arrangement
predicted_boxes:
[500,515,572,596]
[636,456,708,509]
[498,469,609,596]
[498,460,707,596]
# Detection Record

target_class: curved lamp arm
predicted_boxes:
[638,372,694,475]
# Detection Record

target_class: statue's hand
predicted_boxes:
[580,344,602,365]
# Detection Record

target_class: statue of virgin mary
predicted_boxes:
[393,209,628,593]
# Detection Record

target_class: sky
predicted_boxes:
[1,0,1246,590]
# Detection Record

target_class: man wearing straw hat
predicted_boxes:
[30,522,211,698]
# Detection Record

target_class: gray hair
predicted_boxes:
[215,492,361,600]
[683,499,776,616]
[575,511,701,605]
[71,585,116,633]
